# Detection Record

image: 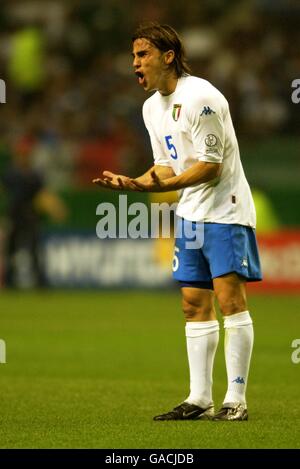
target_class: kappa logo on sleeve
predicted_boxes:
[200,105,215,116]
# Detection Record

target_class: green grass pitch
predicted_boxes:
[0,290,299,448]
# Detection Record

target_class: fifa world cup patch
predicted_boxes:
[172,104,182,121]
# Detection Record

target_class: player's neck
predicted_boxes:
[158,75,179,96]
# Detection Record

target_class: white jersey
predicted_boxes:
[142,75,256,228]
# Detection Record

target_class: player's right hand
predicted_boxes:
[92,171,143,191]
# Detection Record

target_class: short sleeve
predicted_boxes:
[189,97,225,164]
[142,102,171,167]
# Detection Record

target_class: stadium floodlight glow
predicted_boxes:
[0,79,6,103]
[95,194,204,249]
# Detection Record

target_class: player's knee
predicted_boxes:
[217,293,247,315]
[182,299,212,321]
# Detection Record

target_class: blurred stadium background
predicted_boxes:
[0,0,299,449]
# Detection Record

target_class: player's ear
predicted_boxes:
[164,50,175,65]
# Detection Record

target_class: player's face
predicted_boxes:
[132,38,167,93]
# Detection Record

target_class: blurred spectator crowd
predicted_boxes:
[0,0,299,191]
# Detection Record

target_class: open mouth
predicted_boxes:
[135,71,145,85]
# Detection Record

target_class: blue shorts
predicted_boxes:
[173,219,262,289]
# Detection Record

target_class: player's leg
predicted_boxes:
[182,285,219,410]
[213,273,253,421]
[153,284,218,421]
[201,223,262,421]
[154,218,219,421]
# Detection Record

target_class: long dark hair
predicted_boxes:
[132,22,191,77]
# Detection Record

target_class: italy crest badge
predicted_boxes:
[172,104,182,121]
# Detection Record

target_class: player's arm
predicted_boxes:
[134,165,175,184]
[132,161,221,192]
[92,165,175,191]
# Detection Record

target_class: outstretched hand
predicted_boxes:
[93,169,178,192]
[93,171,144,191]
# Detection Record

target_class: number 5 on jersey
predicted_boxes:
[165,135,178,160]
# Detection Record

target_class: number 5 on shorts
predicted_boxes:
[173,246,179,272]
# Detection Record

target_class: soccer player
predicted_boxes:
[93,23,262,421]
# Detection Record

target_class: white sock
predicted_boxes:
[185,320,219,408]
[223,311,254,406]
